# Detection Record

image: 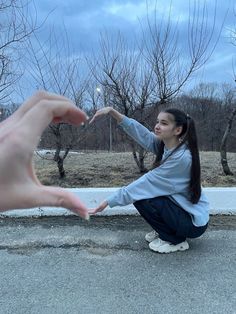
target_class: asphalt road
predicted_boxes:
[0,215,235,314]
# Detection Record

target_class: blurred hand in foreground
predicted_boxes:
[0,91,89,220]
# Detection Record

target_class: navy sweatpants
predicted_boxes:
[133,196,208,245]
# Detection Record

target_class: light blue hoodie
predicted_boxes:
[106,116,209,227]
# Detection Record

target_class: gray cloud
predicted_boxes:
[29,0,236,89]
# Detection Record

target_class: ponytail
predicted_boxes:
[186,117,201,203]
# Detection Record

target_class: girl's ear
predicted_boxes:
[175,126,183,136]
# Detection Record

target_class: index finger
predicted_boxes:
[16,99,87,150]
[0,91,71,131]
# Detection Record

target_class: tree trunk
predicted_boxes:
[130,142,148,173]
[52,126,65,178]
[220,108,236,175]
[57,156,65,178]
[54,145,71,178]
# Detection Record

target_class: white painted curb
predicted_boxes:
[1,187,236,218]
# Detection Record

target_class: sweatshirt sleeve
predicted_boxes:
[119,116,160,154]
[106,148,191,207]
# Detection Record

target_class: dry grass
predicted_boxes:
[34,151,236,188]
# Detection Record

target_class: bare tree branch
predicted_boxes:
[142,0,225,103]
[25,25,89,178]
[0,0,39,102]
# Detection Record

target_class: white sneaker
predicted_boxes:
[149,238,189,253]
[145,230,159,243]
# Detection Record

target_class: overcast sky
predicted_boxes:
[22,0,236,98]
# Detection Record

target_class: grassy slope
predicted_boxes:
[34,151,236,188]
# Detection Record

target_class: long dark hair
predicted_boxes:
[154,108,201,204]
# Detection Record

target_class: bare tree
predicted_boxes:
[26,27,89,178]
[219,6,236,175]
[220,108,236,175]
[143,0,223,104]
[89,32,155,172]
[89,1,223,172]
[220,84,236,175]
[0,0,37,103]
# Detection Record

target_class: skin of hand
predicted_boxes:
[0,90,89,220]
[88,200,108,215]
[89,107,112,124]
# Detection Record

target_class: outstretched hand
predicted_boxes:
[88,200,108,215]
[89,107,112,124]
[0,91,89,220]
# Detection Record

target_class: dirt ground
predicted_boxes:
[34,151,236,188]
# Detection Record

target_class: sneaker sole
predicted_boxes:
[149,242,189,253]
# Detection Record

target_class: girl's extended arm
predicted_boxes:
[89,107,124,124]
[90,107,158,153]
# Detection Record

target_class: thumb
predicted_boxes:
[35,186,90,220]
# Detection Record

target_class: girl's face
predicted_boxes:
[154,112,182,142]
